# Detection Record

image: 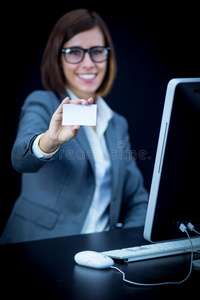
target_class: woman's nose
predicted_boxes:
[82,52,95,67]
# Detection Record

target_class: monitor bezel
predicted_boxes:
[143,78,200,243]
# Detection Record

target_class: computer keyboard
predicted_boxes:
[101,237,200,262]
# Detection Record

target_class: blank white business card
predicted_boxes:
[62,104,97,126]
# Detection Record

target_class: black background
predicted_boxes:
[2,1,200,233]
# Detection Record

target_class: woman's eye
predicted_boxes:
[92,49,103,55]
[69,50,82,56]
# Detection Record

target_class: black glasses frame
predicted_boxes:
[61,46,111,64]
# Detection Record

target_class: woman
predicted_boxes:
[1,9,148,244]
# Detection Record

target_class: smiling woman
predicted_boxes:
[0,9,148,244]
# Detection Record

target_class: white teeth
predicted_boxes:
[78,74,96,79]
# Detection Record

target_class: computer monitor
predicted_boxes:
[144,78,200,243]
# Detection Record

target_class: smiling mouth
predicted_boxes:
[78,74,96,80]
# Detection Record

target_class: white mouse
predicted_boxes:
[74,250,114,269]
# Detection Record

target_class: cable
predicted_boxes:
[187,222,200,268]
[194,229,200,235]
[110,224,194,287]
[187,222,200,235]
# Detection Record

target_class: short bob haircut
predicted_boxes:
[41,9,117,98]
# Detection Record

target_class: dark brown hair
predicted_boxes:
[41,9,117,97]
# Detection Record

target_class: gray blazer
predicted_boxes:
[1,91,148,244]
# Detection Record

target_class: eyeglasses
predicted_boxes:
[61,46,110,64]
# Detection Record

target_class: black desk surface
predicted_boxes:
[1,227,199,299]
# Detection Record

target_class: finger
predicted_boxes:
[87,98,94,104]
[72,125,80,132]
[77,98,94,105]
[68,98,94,105]
[70,125,80,139]
[56,97,70,114]
[62,97,70,104]
[70,99,88,105]
[69,99,85,106]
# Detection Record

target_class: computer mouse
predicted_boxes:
[74,250,114,269]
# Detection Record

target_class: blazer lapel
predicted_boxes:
[104,120,120,198]
[105,120,123,229]
[75,126,95,174]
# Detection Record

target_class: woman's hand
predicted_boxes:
[39,96,94,153]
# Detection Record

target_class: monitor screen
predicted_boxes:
[144,78,200,242]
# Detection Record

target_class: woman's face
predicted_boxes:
[61,27,107,99]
